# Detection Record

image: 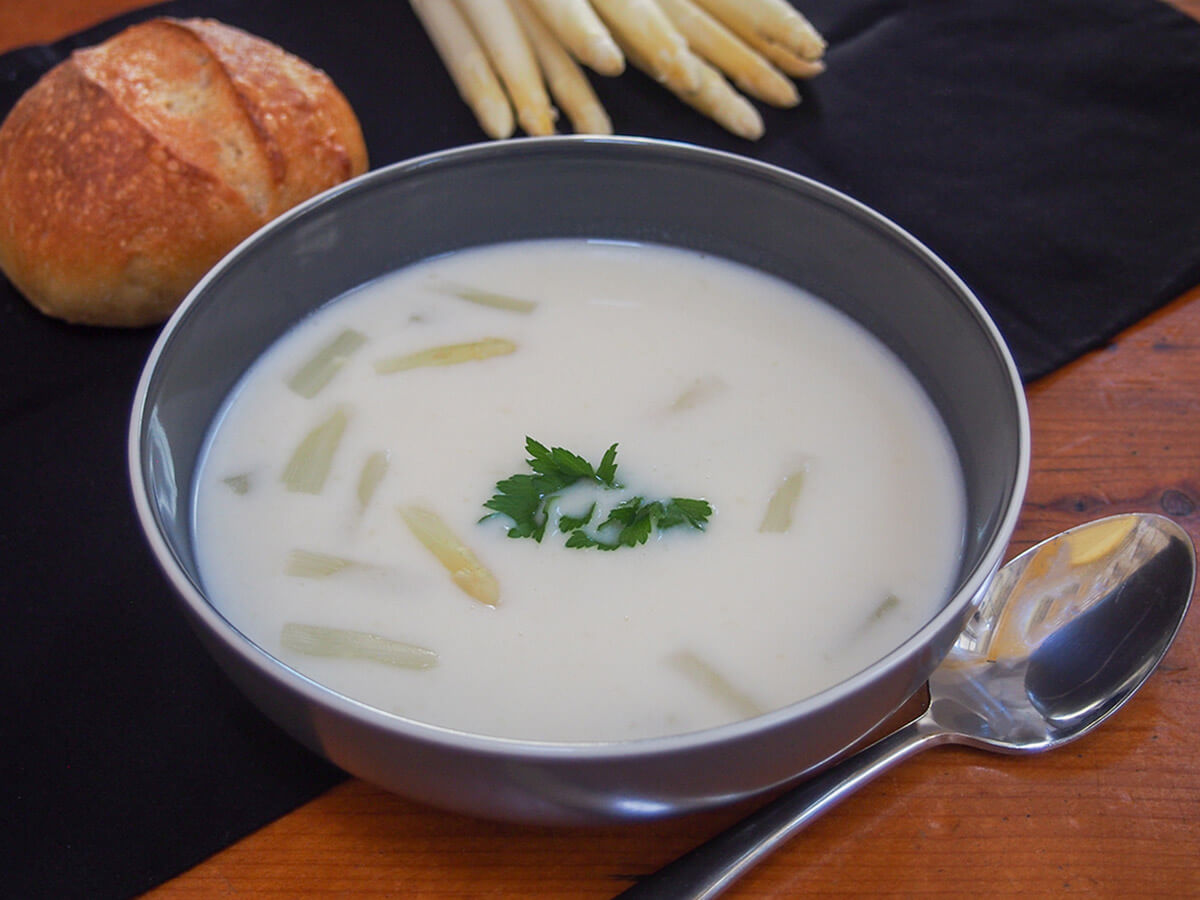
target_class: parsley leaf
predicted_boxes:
[596,443,619,486]
[481,473,544,539]
[481,437,712,550]
[557,503,596,533]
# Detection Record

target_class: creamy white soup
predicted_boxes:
[193,239,965,742]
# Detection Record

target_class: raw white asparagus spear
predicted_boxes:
[658,0,798,107]
[523,0,625,75]
[410,0,515,138]
[590,0,703,95]
[693,0,826,61]
[514,0,614,134]
[730,26,825,78]
[619,34,763,140]
[456,0,558,135]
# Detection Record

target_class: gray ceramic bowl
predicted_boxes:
[129,136,1029,824]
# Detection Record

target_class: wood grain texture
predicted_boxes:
[0,0,160,49]
[4,3,1198,898]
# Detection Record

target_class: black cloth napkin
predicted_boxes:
[2,1,1199,897]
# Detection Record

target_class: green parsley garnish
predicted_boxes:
[481,437,712,550]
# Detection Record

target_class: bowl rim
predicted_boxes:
[129,134,1031,760]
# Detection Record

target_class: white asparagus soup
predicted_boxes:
[192,238,966,742]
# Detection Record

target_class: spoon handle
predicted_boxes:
[616,719,941,899]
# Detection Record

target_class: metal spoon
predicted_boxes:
[618,513,1195,899]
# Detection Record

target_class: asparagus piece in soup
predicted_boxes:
[668,375,726,412]
[869,593,901,623]
[357,451,389,511]
[434,282,538,314]
[668,649,765,719]
[281,623,437,670]
[759,464,807,533]
[374,337,517,373]
[280,407,349,494]
[222,473,252,495]
[286,328,366,398]
[399,505,500,607]
[284,549,360,579]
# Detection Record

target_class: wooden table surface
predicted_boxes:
[4,3,1198,897]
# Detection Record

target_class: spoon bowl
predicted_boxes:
[620,513,1195,898]
[933,513,1193,752]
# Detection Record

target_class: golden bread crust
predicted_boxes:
[0,17,368,326]
[185,18,368,214]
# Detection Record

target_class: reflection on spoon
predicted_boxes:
[618,514,1195,899]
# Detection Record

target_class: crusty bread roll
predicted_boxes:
[0,18,368,326]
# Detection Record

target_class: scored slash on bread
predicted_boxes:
[0,18,368,327]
